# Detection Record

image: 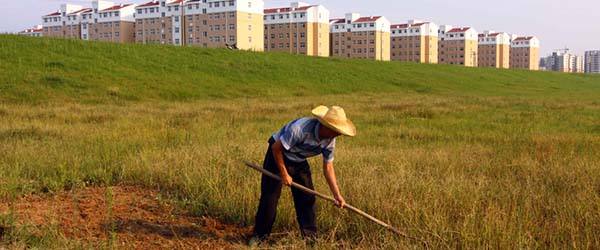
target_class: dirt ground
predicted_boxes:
[0,186,253,249]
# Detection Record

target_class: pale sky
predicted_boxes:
[1,0,599,56]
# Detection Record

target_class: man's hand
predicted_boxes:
[272,140,293,186]
[334,194,346,208]
[281,173,293,186]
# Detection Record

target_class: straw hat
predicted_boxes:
[311,105,356,137]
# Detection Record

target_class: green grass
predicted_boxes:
[0,35,599,249]
[1,35,599,104]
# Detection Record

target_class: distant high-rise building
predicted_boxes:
[477,30,510,68]
[571,55,584,73]
[390,20,438,64]
[330,13,391,61]
[438,26,478,67]
[510,36,539,70]
[264,2,330,57]
[584,50,600,74]
[540,51,583,73]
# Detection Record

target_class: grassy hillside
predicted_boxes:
[1,35,599,104]
[0,35,599,249]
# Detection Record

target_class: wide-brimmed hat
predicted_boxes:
[311,105,356,137]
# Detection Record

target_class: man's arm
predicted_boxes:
[323,161,346,208]
[271,140,293,186]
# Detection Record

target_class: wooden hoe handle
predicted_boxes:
[244,161,411,238]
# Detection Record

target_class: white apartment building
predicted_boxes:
[93,3,137,43]
[263,2,330,57]
[135,0,185,45]
[42,4,83,38]
[477,30,510,68]
[80,1,115,41]
[438,26,478,67]
[510,36,540,70]
[183,0,265,50]
[42,1,137,43]
[65,8,91,39]
[584,50,600,74]
[390,20,438,63]
[330,13,391,61]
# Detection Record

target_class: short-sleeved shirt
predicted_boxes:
[271,117,336,163]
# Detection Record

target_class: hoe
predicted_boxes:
[244,161,414,239]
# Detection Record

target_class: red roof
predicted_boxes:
[21,27,43,33]
[354,16,381,23]
[448,27,471,33]
[514,36,534,41]
[137,1,160,8]
[168,0,185,4]
[100,4,132,12]
[44,11,61,17]
[68,8,92,15]
[479,32,501,37]
[390,22,427,29]
[330,18,345,24]
[264,5,313,14]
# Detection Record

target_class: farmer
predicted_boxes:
[249,105,356,245]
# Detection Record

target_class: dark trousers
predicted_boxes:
[253,139,317,238]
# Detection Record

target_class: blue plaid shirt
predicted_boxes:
[272,117,336,163]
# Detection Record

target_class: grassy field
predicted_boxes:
[1,35,599,249]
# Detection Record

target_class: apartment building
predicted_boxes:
[477,31,510,68]
[438,26,478,66]
[330,13,391,61]
[18,25,43,37]
[64,8,91,39]
[183,0,264,51]
[390,20,438,63]
[42,4,83,38]
[510,36,539,70]
[135,0,185,45]
[90,3,136,43]
[80,1,112,41]
[42,1,136,43]
[263,2,330,57]
[584,50,600,74]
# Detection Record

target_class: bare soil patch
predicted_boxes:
[0,186,252,249]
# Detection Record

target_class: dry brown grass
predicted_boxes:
[0,93,599,248]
